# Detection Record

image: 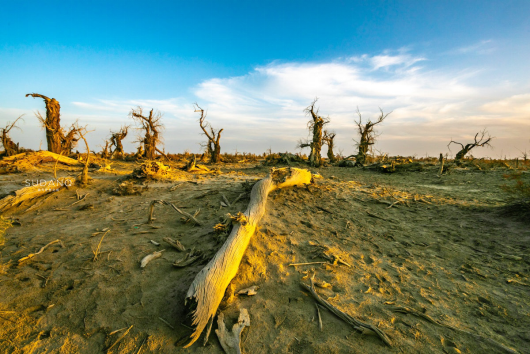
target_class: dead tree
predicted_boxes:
[75,125,93,186]
[354,107,391,165]
[194,103,223,163]
[1,116,24,156]
[448,129,493,162]
[299,98,330,167]
[110,125,129,158]
[101,140,111,159]
[130,107,164,160]
[322,130,337,163]
[26,93,80,154]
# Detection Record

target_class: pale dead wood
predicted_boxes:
[107,324,133,352]
[289,261,329,267]
[109,327,128,336]
[71,192,89,206]
[149,200,202,225]
[215,309,250,354]
[173,249,203,267]
[390,305,518,353]
[140,250,165,268]
[316,303,323,331]
[158,317,175,329]
[181,208,201,223]
[0,177,75,212]
[18,239,63,263]
[301,278,392,346]
[163,237,186,252]
[236,286,259,296]
[222,194,231,207]
[184,167,313,347]
[230,193,246,206]
[203,315,215,346]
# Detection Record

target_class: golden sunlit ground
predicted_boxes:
[0,158,529,353]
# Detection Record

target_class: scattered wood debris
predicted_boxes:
[0,177,75,212]
[301,278,392,347]
[140,250,165,268]
[173,249,204,267]
[389,305,517,354]
[18,239,63,263]
[163,237,186,252]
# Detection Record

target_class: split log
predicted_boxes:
[183,167,313,347]
[0,177,75,212]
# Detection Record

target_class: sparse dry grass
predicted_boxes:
[0,216,12,247]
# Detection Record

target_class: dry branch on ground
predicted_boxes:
[183,167,313,347]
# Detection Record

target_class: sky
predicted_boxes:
[1,0,529,158]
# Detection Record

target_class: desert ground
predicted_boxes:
[0,156,529,354]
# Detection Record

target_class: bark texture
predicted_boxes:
[26,93,80,154]
[300,99,329,167]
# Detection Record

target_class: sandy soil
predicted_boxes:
[0,160,529,354]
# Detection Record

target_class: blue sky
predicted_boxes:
[1,0,529,157]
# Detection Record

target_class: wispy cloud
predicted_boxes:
[449,39,497,55]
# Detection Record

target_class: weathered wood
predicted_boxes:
[1,151,81,168]
[215,309,250,354]
[0,177,75,212]
[183,168,313,347]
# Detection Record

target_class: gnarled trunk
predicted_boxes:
[26,93,62,153]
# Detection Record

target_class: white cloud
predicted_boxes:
[6,49,529,158]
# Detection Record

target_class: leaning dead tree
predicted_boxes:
[130,107,164,160]
[354,107,391,166]
[26,93,80,154]
[298,98,330,167]
[109,125,129,158]
[322,130,337,163]
[448,129,493,162]
[183,167,314,347]
[76,125,93,186]
[194,103,223,163]
[1,116,24,156]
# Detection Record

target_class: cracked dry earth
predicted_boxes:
[0,161,529,353]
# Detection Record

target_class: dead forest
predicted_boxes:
[0,93,529,354]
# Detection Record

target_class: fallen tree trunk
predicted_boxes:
[0,151,81,168]
[183,167,313,347]
[0,177,75,212]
